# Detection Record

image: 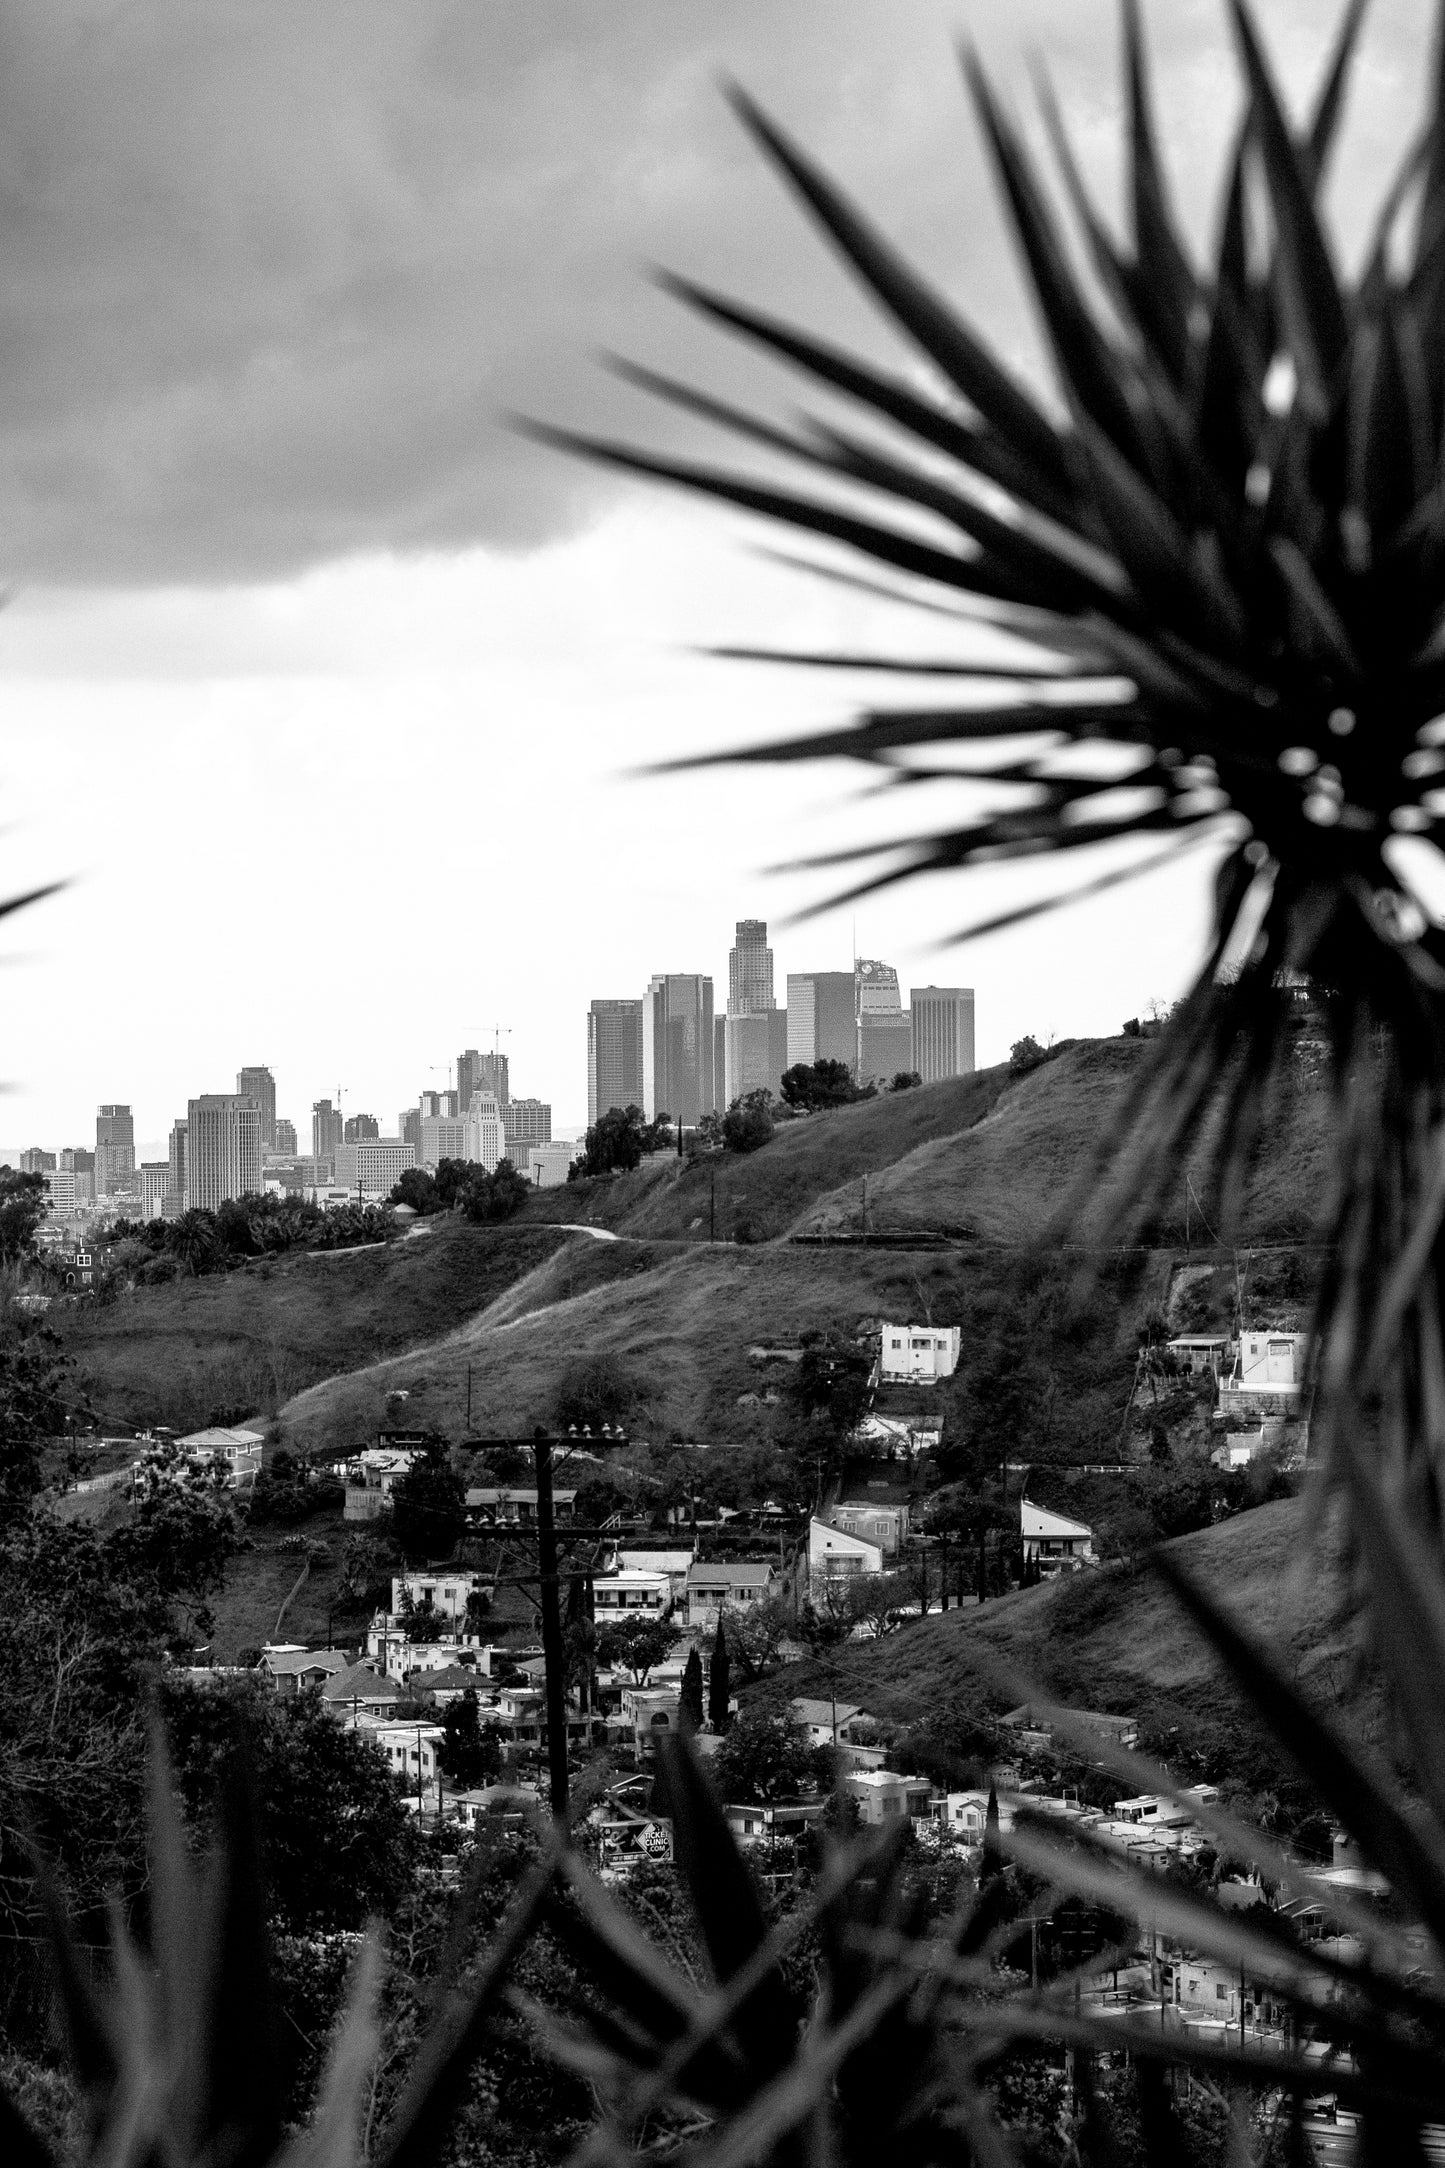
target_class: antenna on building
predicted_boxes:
[490,1024,512,1061]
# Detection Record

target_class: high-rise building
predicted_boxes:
[457,1049,481,1112]
[187,1096,262,1212]
[587,999,644,1125]
[464,1093,507,1171]
[476,1051,509,1108]
[855,959,911,1086]
[236,1066,277,1149]
[419,1088,459,1121]
[399,1107,421,1155]
[43,1169,76,1212]
[343,1113,379,1142]
[715,1015,726,1108]
[168,1120,188,1212]
[728,918,775,1015]
[274,1118,298,1156]
[312,1099,344,1170]
[19,1148,55,1174]
[642,974,715,1127]
[724,1011,791,1106]
[140,1162,171,1219]
[503,1097,551,1169]
[723,919,786,1104]
[96,1105,136,1195]
[60,1147,95,1175]
[420,1115,467,1166]
[911,987,976,1084]
[786,972,858,1072]
[335,1138,417,1195]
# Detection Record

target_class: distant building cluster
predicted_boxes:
[588,920,975,1125]
[16,911,977,1227]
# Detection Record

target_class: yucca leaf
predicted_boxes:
[1307,0,1371,180]
[1267,535,1361,677]
[963,49,1159,478]
[1230,1,1350,410]
[279,1935,382,2168]
[722,84,1072,489]
[703,644,1075,679]
[656,270,1083,527]
[1076,416,1248,650]
[1123,0,1196,385]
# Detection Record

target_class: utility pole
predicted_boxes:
[466,1365,473,1432]
[710,1170,716,1244]
[534,1430,570,1819]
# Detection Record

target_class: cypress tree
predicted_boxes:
[679,1646,704,1733]
[981,1783,1003,1884]
[707,1618,731,1733]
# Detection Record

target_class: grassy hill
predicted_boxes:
[760,1498,1386,1805]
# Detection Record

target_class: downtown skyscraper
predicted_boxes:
[236,1066,277,1149]
[587,998,644,1124]
[187,1096,262,1212]
[642,974,715,1128]
[723,919,788,1107]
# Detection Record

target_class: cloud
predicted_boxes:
[0,0,1426,583]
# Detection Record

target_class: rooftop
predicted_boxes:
[686,1560,776,1588]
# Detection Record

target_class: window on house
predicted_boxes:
[1216,1985,1227,2001]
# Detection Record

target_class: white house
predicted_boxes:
[257,1646,351,1695]
[178,1426,265,1488]
[593,1568,673,1621]
[1220,1329,1310,1417]
[685,1559,779,1630]
[843,1769,935,1824]
[391,1571,481,1622]
[466,1488,577,1526]
[1167,1334,1229,1377]
[790,1698,872,1749]
[618,1686,681,1754]
[821,1500,909,1556]
[932,1790,1016,1843]
[1020,1500,1094,1573]
[808,1516,883,1581]
[878,1323,961,1384]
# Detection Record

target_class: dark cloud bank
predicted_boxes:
[0,0,1425,584]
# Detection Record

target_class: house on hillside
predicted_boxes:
[844,1769,935,1824]
[593,1569,673,1621]
[465,1487,576,1526]
[323,1662,413,1722]
[257,1647,352,1695]
[1000,1702,1138,1751]
[1020,1500,1094,1574]
[391,1571,481,1623]
[1220,1330,1311,1419]
[610,1548,694,1603]
[725,1799,828,1848]
[932,1790,1017,1843]
[343,1448,417,1522]
[878,1324,961,1384]
[808,1517,883,1581]
[791,1698,874,1749]
[179,1426,265,1488]
[823,1498,909,1557]
[1166,1335,1229,1378]
[685,1559,779,1631]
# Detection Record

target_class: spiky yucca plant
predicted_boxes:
[532,0,1445,1536]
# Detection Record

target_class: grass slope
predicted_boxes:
[766,1499,1384,1794]
[54,1219,577,1432]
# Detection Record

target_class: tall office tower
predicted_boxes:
[168,1120,188,1211]
[502,1097,551,1169]
[724,1012,791,1106]
[236,1066,277,1149]
[476,1051,509,1107]
[274,1118,298,1156]
[642,974,715,1126]
[43,1169,76,1211]
[399,1107,421,1155]
[418,1089,458,1120]
[96,1105,136,1195]
[420,1114,468,1166]
[343,1113,379,1141]
[186,1096,262,1212]
[139,1162,171,1219]
[463,1093,506,1171]
[19,1148,55,1173]
[786,972,858,1070]
[911,987,976,1084]
[587,999,644,1124]
[855,959,912,1085]
[311,1099,344,1169]
[728,918,775,1014]
[61,1147,95,1174]
[457,1049,481,1112]
[715,1015,726,1107]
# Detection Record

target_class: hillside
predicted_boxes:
[762,1498,1388,1801]
[275,1036,1333,1460]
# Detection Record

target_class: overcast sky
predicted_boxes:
[0,0,1435,1148]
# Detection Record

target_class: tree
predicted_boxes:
[793,1329,873,1440]
[981,1785,1003,1884]
[160,1677,416,1931]
[829,1569,912,1640]
[461,1158,531,1223]
[596,1615,679,1686]
[891,1070,922,1091]
[716,1594,793,1682]
[679,1646,704,1733]
[709,1707,822,1805]
[707,1617,731,1732]
[779,1060,857,1111]
[1009,1037,1046,1075]
[167,1208,220,1277]
[437,1688,502,1788]
[0,1315,71,1520]
[720,1090,775,1153]
[390,1439,466,1561]
[578,1103,653,1177]
[0,1168,46,1266]
[390,1167,438,1213]
[432,1158,472,1208]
